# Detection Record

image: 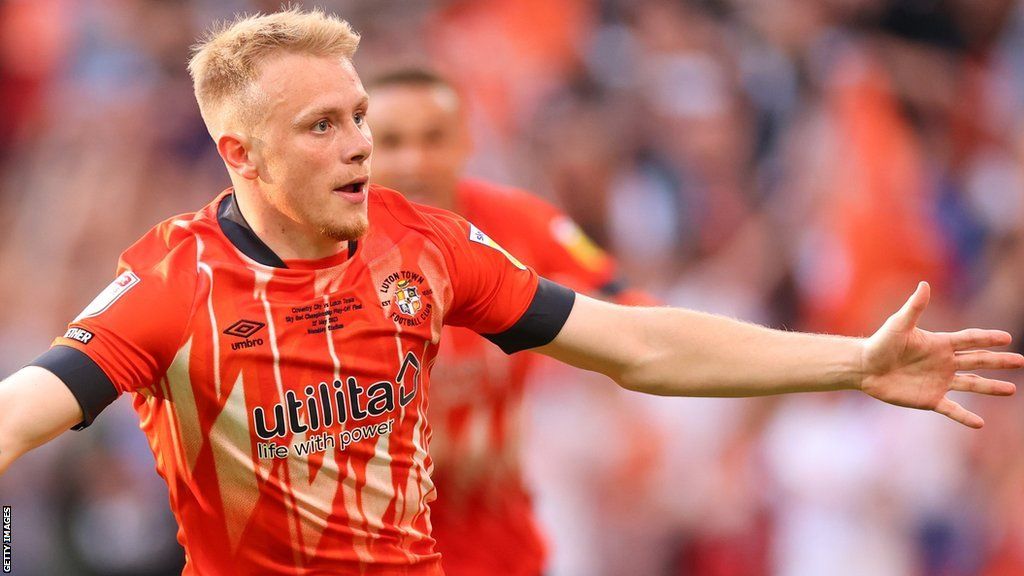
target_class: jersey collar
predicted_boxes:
[216,193,358,269]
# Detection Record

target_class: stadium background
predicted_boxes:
[2,0,1024,574]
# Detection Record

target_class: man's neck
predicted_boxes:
[232,188,348,261]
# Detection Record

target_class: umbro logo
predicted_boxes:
[224,319,266,350]
[224,320,265,338]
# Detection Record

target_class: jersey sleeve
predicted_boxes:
[28,227,199,430]
[422,208,576,354]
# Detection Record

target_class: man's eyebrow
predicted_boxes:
[292,106,339,127]
[292,97,370,127]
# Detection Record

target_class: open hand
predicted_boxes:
[861,282,1023,428]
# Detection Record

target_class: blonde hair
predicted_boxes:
[188,6,360,136]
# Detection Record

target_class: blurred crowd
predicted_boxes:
[2,0,1024,574]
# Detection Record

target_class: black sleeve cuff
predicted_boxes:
[29,345,119,431]
[484,278,576,354]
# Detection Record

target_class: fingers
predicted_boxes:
[950,373,1017,396]
[934,397,984,429]
[889,281,930,331]
[948,328,1014,351]
[954,350,1024,370]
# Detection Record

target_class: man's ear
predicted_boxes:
[217,132,260,180]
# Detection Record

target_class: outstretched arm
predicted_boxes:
[536,282,1022,428]
[0,367,84,475]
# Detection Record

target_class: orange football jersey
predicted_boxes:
[32,186,575,575]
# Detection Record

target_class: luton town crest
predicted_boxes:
[379,270,433,327]
[395,279,422,316]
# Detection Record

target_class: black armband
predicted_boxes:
[28,346,118,430]
[484,278,576,354]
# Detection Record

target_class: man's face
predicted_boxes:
[249,53,372,241]
[368,83,470,210]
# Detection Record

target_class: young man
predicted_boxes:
[0,8,1018,576]
[367,67,652,576]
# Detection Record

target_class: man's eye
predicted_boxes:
[313,119,330,133]
[354,113,366,126]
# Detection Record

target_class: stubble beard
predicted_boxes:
[320,211,369,242]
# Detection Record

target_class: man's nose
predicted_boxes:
[344,129,372,164]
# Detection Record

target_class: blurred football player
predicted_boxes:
[368,67,652,576]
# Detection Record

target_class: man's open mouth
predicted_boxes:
[334,177,368,194]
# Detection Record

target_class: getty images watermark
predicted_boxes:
[2,505,10,573]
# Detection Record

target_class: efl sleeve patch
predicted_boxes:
[74,271,141,321]
[469,223,527,270]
